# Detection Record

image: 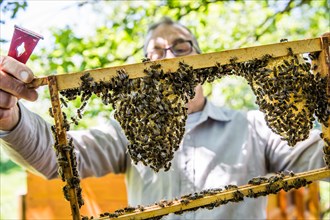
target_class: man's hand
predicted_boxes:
[0,56,38,131]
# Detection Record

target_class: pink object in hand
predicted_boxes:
[8,25,43,64]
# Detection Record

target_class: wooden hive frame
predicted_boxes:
[29,35,330,220]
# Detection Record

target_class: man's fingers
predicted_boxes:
[0,56,34,83]
[321,32,330,38]
[0,56,37,130]
[0,71,38,101]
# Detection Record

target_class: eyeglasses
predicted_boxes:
[146,40,194,60]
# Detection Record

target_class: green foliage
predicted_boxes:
[0,159,19,174]
[0,0,27,22]
[204,76,258,110]
[0,0,28,42]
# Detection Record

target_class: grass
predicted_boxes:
[0,166,26,220]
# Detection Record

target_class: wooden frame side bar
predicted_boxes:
[48,76,81,220]
[318,34,330,168]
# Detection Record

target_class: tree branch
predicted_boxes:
[237,0,308,47]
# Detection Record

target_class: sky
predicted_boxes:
[1,1,100,54]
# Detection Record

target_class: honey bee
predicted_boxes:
[225,184,238,190]
[62,185,71,201]
[229,56,238,64]
[80,72,90,80]
[248,176,268,185]
[51,125,56,135]
[150,63,161,69]
[114,209,125,215]
[77,109,83,119]
[308,52,319,60]
[324,155,330,167]
[79,101,87,110]
[141,57,151,63]
[246,189,256,198]
[283,59,291,68]
[191,193,203,200]
[123,206,136,212]
[174,208,184,215]
[48,107,54,118]
[232,190,244,202]
[323,145,330,155]
[180,199,190,205]
[287,47,294,56]
[108,213,118,218]
[71,116,79,126]
[137,205,145,211]
[167,200,174,206]
[60,97,68,108]
[286,171,294,177]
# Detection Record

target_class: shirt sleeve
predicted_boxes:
[1,102,128,179]
[248,110,327,175]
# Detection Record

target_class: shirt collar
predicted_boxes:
[190,99,232,123]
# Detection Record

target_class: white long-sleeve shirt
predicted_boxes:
[1,100,326,219]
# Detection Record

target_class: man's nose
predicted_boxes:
[164,50,176,59]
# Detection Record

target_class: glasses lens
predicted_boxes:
[147,49,164,60]
[172,41,192,56]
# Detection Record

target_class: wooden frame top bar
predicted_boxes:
[29,37,322,91]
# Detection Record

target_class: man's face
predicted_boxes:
[145,23,205,114]
[146,23,198,60]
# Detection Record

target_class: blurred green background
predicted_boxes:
[1,0,329,219]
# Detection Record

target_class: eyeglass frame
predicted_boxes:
[145,40,197,59]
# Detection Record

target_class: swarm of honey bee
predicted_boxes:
[59,48,328,173]
[113,65,189,171]
[229,49,329,146]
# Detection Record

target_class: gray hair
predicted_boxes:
[143,17,202,56]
